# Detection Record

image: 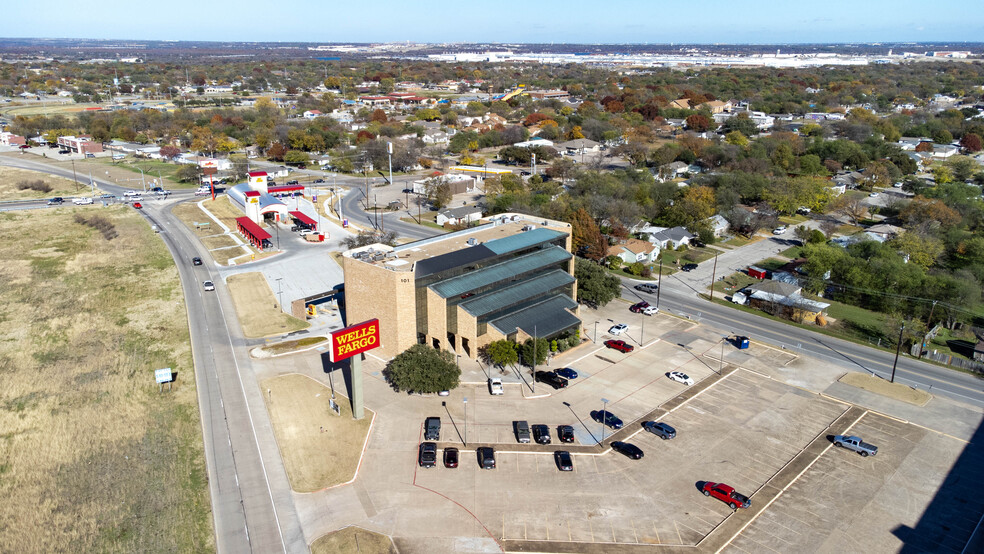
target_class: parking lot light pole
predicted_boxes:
[463,397,467,446]
[600,398,609,444]
[594,321,599,343]
[720,335,726,374]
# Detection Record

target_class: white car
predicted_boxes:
[298,228,317,236]
[869,192,878,197]
[667,371,694,386]
[608,323,628,336]
[123,190,140,198]
[772,226,787,235]
[642,306,659,316]
[202,280,215,291]
[72,197,93,205]
[488,378,503,395]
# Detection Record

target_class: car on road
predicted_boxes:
[869,192,879,197]
[630,301,650,313]
[286,180,299,185]
[611,441,644,459]
[681,263,698,272]
[608,323,628,335]
[424,417,441,440]
[591,410,623,430]
[443,447,459,468]
[634,283,659,293]
[123,190,140,198]
[667,371,694,385]
[832,435,878,457]
[192,257,203,266]
[132,202,143,209]
[418,442,437,468]
[99,193,115,199]
[555,367,578,380]
[47,197,64,205]
[202,280,215,291]
[773,226,787,235]
[488,377,503,395]
[558,425,575,443]
[73,197,93,205]
[478,447,496,469]
[313,178,325,183]
[702,482,751,510]
[603,339,634,353]
[532,424,551,444]
[534,371,568,390]
[555,451,573,471]
[643,421,676,440]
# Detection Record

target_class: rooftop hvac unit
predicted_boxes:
[467,237,478,246]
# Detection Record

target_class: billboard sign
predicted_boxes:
[330,319,380,363]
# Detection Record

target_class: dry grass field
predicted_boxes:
[310,526,396,554]
[0,164,85,199]
[0,205,212,551]
[839,372,932,406]
[262,374,373,493]
[226,272,309,337]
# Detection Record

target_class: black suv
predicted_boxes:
[634,283,658,293]
[47,197,64,205]
[681,263,699,272]
[478,447,496,469]
[424,417,441,440]
[532,424,551,444]
[534,371,568,390]
[418,442,437,468]
[192,257,203,266]
[591,410,623,430]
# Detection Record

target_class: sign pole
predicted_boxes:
[351,354,365,419]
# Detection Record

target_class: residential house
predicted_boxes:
[303,110,324,119]
[707,214,730,237]
[865,224,904,242]
[513,138,554,149]
[606,239,659,265]
[668,98,691,110]
[412,173,475,195]
[697,100,733,114]
[556,139,601,157]
[648,226,695,249]
[737,280,830,323]
[422,130,450,146]
[436,205,483,226]
[655,161,688,181]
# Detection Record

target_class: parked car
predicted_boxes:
[611,441,644,459]
[555,451,573,471]
[773,226,787,235]
[608,323,628,335]
[418,442,437,468]
[630,302,650,313]
[591,410,623,430]
[132,202,143,209]
[702,482,751,509]
[603,340,634,353]
[488,377,503,395]
[298,228,317,237]
[796,206,811,214]
[47,197,64,205]
[681,263,698,272]
[202,280,215,291]
[192,257,203,266]
[514,420,531,443]
[634,283,659,293]
[424,417,441,440]
[443,447,459,468]
[534,371,568,390]
[642,306,659,315]
[667,371,694,385]
[290,225,301,232]
[643,421,677,440]
[554,367,578,380]
[477,447,496,469]
[532,424,551,444]
[558,425,575,443]
[832,435,878,457]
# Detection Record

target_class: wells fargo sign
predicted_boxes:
[330,319,380,362]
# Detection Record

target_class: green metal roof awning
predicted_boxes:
[429,246,571,299]
[489,295,580,338]
[459,270,575,317]
[483,227,567,255]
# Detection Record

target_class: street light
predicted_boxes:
[462,397,468,446]
[600,398,609,444]
[275,277,284,311]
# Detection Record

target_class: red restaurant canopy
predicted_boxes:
[289,211,317,229]
[235,217,271,241]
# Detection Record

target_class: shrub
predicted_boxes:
[17,179,52,193]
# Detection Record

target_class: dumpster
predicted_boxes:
[747,266,767,279]
[736,336,749,350]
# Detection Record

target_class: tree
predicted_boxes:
[425,177,453,209]
[283,150,310,166]
[485,340,518,368]
[931,165,953,185]
[569,208,602,252]
[341,229,398,249]
[520,338,549,368]
[685,114,710,132]
[176,164,201,183]
[725,131,748,146]
[574,258,621,307]
[666,185,716,227]
[959,133,982,152]
[159,145,181,161]
[382,344,460,393]
[370,109,387,123]
[833,195,869,225]
[267,142,287,161]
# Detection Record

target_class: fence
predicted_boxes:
[916,349,984,375]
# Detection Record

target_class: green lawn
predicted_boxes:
[658,246,719,267]
[101,159,193,188]
[721,235,754,247]
[780,245,805,258]
[756,258,789,272]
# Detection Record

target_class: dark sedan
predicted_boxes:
[558,425,575,443]
[532,424,551,444]
[443,447,459,468]
[555,451,573,471]
[555,367,578,380]
[591,410,623,430]
[611,441,644,459]
[192,257,203,266]
[418,442,437,468]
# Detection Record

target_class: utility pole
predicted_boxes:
[890,323,904,383]
[918,300,938,360]
[709,253,719,301]
[656,259,663,309]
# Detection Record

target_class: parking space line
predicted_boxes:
[567,519,572,541]
[652,521,660,544]
[674,520,682,543]
[631,519,639,543]
[610,521,616,542]
[588,518,594,542]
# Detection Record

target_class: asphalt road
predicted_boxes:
[624,276,984,407]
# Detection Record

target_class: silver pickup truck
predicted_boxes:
[833,435,878,457]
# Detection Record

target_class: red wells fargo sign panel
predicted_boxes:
[330,319,380,362]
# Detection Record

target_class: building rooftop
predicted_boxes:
[430,246,571,299]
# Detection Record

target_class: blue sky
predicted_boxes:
[2,1,980,44]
